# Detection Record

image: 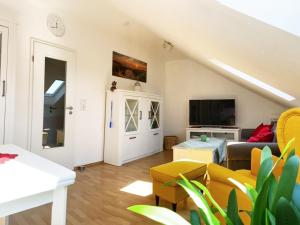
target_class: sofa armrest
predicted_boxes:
[227,142,280,170]
[208,163,256,187]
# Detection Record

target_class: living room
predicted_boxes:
[0,1,299,225]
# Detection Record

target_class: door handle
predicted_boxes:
[1,80,5,97]
[129,136,136,140]
[65,106,74,110]
[153,133,159,136]
[139,111,142,120]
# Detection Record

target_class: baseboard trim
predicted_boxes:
[74,161,104,171]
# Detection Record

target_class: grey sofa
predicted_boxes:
[227,129,280,170]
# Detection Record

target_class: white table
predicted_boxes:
[0,145,76,225]
[172,138,227,164]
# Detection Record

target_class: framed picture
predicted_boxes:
[112,51,147,82]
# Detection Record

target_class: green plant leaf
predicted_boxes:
[287,148,296,160]
[227,189,243,225]
[266,209,275,225]
[271,155,299,213]
[190,210,201,225]
[228,178,256,207]
[256,146,273,192]
[251,176,272,225]
[260,145,272,163]
[269,138,295,175]
[292,184,300,211]
[191,180,230,223]
[267,174,277,209]
[290,201,300,223]
[177,176,220,225]
[275,197,300,225]
[244,183,258,204]
[128,205,191,225]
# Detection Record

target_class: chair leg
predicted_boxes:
[172,203,177,212]
[155,195,159,206]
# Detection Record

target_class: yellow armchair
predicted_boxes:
[207,107,300,224]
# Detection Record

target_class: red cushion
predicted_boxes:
[247,130,274,142]
[251,123,264,137]
[251,123,272,137]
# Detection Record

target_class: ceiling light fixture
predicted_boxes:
[210,59,295,101]
[162,40,174,51]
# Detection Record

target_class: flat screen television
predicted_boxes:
[189,99,235,126]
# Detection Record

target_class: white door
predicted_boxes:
[0,26,8,144]
[30,42,75,169]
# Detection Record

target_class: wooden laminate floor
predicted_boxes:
[10,150,198,225]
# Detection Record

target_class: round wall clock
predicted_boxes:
[47,14,65,37]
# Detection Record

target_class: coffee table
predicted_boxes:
[172,138,227,164]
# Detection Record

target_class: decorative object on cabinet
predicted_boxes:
[110,81,117,92]
[104,89,163,166]
[112,51,147,82]
[133,81,142,91]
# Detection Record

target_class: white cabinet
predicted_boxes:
[186,127,240,142]
[104,89,163,166]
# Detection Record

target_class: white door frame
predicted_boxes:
[28,38,76,168]
[0,20,16,145]
[0,25,9,144]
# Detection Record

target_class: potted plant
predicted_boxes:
[128,139,300,225]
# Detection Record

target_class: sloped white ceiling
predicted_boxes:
[107,0,300,107]
[2,0,299,106]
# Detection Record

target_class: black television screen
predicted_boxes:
[189,99,235,126]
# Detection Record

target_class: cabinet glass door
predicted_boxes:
[149,101,160,130]
[125,98,139,132]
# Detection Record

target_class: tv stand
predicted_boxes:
[186,127,240,142]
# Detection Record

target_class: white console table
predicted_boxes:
[186,127,240,142]
[0,145,76,225]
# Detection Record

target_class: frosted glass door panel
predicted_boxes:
[125,99,139,132]
[150,101,160,130]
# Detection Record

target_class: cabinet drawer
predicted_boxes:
[122,135,140,161]
[150,131,162,152]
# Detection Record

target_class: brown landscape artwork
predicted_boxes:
[112,51,147,82]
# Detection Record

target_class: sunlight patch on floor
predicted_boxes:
[120,180,152,197]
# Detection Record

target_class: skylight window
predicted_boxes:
[217,0,300,37]
[45,80,64,96]
[210,59,295,101]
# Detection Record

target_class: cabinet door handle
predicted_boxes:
[2,80,5,97]
[139,111,142,120]
[153,133,159,136]
[129,136,136,139]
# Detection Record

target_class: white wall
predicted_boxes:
[1,3,166,166]
[164,59,287,141]
[0,1,289,167]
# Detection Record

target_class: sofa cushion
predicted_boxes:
[251,123,264,137]
[251,123,272,137]
[247,123,273,142]
[247,131,274,142]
